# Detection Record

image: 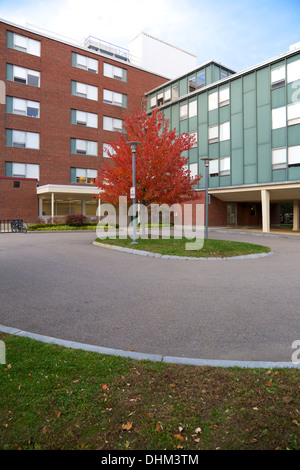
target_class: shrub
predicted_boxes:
[65,214,87,227]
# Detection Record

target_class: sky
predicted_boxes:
[1,0,300,72]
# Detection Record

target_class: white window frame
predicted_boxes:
[180,103,188,120]
[12,130,39,149]
[208,125,219,144]
[12,162,39,179]
[272,148,287,170]
[189,163,198,179]
[103,89,124,107]
[189,131,198,148]
[208,91,218,111]
[271,65,286,89]
[287,59,300,84]
[103,63,124,80]
[272,106,287,129]
[75,82,98,101]
[12,97,40,118]
[219,87,230,107]
[103,116,123,132]
[75,53,98,73]
[75,168,97,184]
[219,157,231,176]
[103,143,116,158]
[13,66,40,87]
[13,33,40,56]
[288,145,300,167]
[209,159,219,176]
[164,89,171,102]
[287,102,300,126]
[75,110,98,128]
[75,139,98,156]
[219,122,230,142]
[189,100,197,118]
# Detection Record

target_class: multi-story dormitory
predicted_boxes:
[1,17,300,232]
[0,19,167,223]
[146,43,300,232]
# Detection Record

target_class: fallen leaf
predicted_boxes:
[155,423,163,432]
[57,412,61,418]
[122,422,133,431]
[173,433,184,441]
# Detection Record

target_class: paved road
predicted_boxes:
[0,230,299,363]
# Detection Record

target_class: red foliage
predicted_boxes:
[96,109,202,206]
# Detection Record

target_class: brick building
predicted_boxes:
[0,19,167,223]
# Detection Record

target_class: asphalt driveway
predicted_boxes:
[0,230,299,364]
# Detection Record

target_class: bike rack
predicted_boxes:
[0,219,27,233]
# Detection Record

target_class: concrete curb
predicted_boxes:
[1,325,298,369]
[93,241,274,261]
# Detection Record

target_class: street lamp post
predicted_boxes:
[201,158,213,240]
[127,141,141,244]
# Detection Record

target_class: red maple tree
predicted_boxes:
[96,109,202,207]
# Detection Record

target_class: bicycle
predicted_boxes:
[11,219,27,233]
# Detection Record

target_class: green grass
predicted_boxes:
[95,237,271,258]
[0,332,299,450]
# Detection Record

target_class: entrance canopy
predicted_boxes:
[37,184,102,219]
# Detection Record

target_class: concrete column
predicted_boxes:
[97,198,101,221]
[82,200,86,216]
[261,189,270,233]
[293,200,299,231]
[38,198,43,217]
[51,193,55,222]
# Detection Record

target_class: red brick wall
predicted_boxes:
[0,21,167,185]
[0,177,38,222]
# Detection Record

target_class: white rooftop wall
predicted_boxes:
[129,32,197,79]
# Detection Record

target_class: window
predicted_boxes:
[208,125,219,144]
[72,139,97,156]
[172,85,179,100]
[72,53,98,73]
[103,143,116,158]
[220,157,230,176]
[103,89,126,107]
[180,103,188,120]
[189,100,197,118]
[189,163,198,179]
[219,87,230,107]
[9,32,40,56]
[288,145,300,167]
[287,102,300,125]
[219,122,230,141]
[10,65,40,87]
[157,93,164,106]
[209,87,230,110]
[74,168,97,184]
[9,97,40,118]
[287,59,300,84]
[271,65,285,89]
[197,71,205,89]
[209,159,219,177]
[150,96,157,108]
[103,116,124,132]
[72,81,98,100]
[189,71,205,92]
[272,148,287,170]
[10,130,39,149]
[188,75,196,92]
[103,63,126,81]
[11,162,39,179]
[272,106,286,129]
[164,89,171,102]
[208,91,218,111]
[73,110,98,128]
[189,132,197,148]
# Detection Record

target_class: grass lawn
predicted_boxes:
[95,237,271,258]
[0,332,299,451]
